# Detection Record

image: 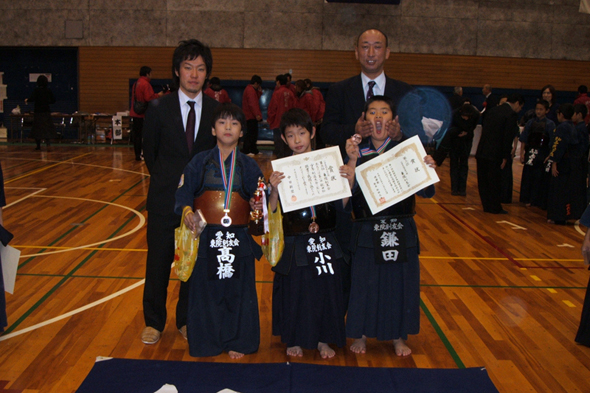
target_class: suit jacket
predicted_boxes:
[143,91,219,214]
[475,102,518,162]
[321,74,414,149]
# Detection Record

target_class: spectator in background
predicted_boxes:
[25,75,56,151]
[130,66,164,161]
[476,93,524,214]
[0,162,9,333]
[518,99,555,209]
[284,72,297,95]
[268,74,296,157]
[306,78,326,148]
[294,79,317,123]
[576,204,590,347]
[574,85,590,124]
[204,77,231,104]
[448,86,465,111]
[481,84,499,122]
[541,84,559,124]
[547,103,585,224]
[449,103,480,196]
[241,75,263,156]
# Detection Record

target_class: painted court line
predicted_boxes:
[0,280,145,342]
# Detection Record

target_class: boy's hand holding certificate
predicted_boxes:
[355,135,439,214]
[271,146,351,213]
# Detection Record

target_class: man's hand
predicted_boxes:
[355,112,373,138]
[385,115,402,141]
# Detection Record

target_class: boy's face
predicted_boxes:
[573,112,583,123]
[281,125,315,154]
[212,116,243,147]
[365,100,393,144]
[535,104,548,119]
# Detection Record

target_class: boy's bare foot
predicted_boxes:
[287,346,303,357]
[350,335,367,354]
[318,342,336,359]
[393,338,411,357]
[228,350,244,359]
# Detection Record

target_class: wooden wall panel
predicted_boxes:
[79,47,590,113]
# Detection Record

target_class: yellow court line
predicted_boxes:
[420,256,584,262]
[12,245,147,252]
[5,153,92,184]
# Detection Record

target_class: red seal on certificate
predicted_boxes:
[379,197,386,204]
[291,195,297,202]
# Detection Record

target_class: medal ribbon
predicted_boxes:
[359,137,391,157]
[309,206,317,221]
[219,147,237,211]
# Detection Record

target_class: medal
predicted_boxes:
[219,147,237,227]
[309,220,319,233]
[221,210,232,227]
[352,133,362,145]
[308,206,319,233]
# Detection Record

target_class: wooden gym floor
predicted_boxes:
[0,143,588,392]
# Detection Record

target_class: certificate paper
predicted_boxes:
[271,146,351,213]
[355,135,439,214]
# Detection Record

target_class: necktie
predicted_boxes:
[186,101,195,153]
[367,81,376,100]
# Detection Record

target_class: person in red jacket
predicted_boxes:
[241,75,263,155]
[130,66,164,161]
[204,77,232,104]
[574,85,590,125]
[268,74,296,157]
[306,78,326,148]
[295,79,317,122]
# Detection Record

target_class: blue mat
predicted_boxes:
[77,358,499,393]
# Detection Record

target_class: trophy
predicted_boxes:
[248,177,266,236]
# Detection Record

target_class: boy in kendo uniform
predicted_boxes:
[175,103,263,359]
[518,99,555,209]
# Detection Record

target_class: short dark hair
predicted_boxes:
[356,28,388,48]
[172,39,213,88]
[304,78,313,89]
[284,73,292,80]
[211,103,246,132]
[507,93,525,106]
[557,103,574,120]
[578,85,588,94]
[458,102,480,119]
[209,77,221,91]
[36,74,48,87]
[363,95,396,115]
[139,66,152,77]
[280,108,314,136]
[536,99,550,110]
[250,75,262,85]
[574,103,588,118]
[276,74,288,86]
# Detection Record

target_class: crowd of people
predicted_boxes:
[137,30,437,361]
[127,29,590,361]
[442,83,590,225]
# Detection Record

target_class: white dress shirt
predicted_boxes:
[178,89,203,141]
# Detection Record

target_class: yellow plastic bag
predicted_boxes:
[173,213,202,282]
[261,203,284,267]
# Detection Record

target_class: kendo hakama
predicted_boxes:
[175,147,263,357]
[345,145,434,341]
[271,203,346,350]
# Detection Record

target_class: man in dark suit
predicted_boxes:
[141,39,219,344]
[475,93,524,214]
[320,28,412,314]
[321,28,411,149]
[481,84,499,122]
